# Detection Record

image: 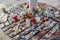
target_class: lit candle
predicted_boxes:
[31,18,36,23]
[26,18,30,27]
[13,16,19,22]
[18,26,23,31]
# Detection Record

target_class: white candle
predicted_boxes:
[26,19,30,27]
[36,16,40,22]
[20,12,24,22]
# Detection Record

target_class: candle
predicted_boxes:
[18,26,23,31]
[26,18,30,27]
[43,17,47,22]
[19,12,24,23]
[13,16,19,22]
[31,18,36,23]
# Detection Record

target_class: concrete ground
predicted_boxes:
[0,0,60,40]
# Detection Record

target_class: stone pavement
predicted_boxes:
[0,27,11,40]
